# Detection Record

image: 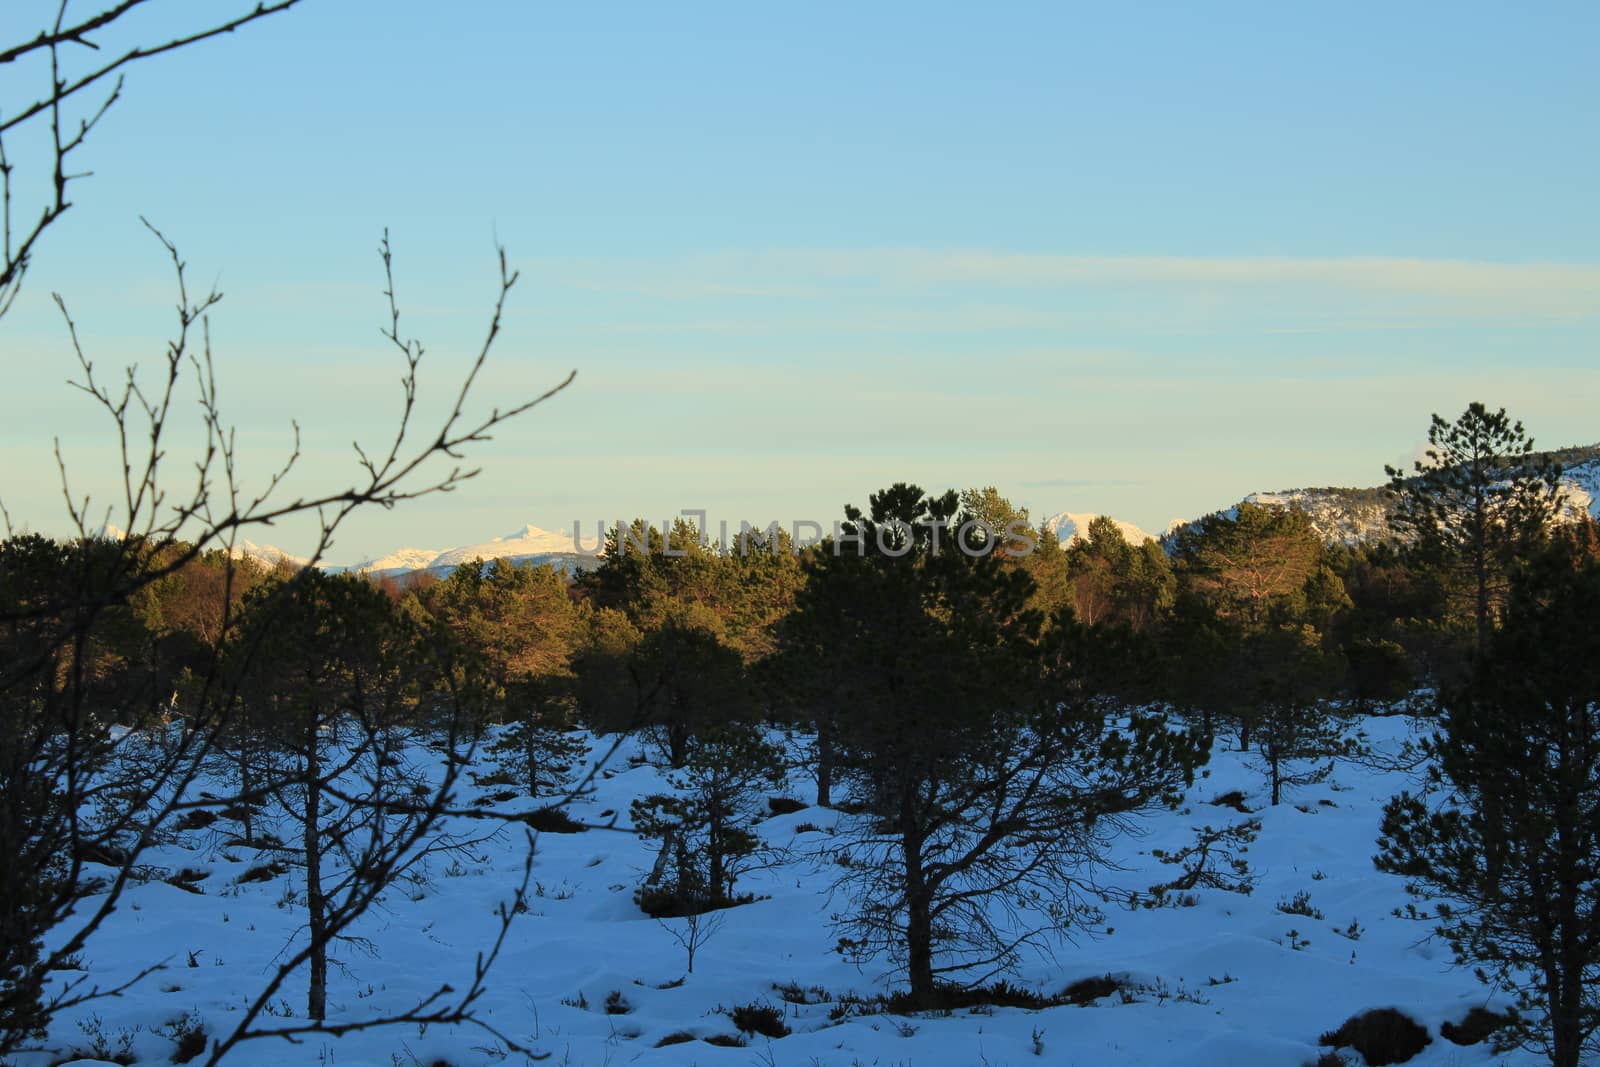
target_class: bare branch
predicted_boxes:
[0,2,306,313]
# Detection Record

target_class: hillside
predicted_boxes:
[1237,444,1600,546]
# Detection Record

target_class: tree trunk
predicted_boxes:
[668,717,689,770]
[237,741,254,845]
[1550,770,1584,1067]
[815,718,834,808]
[1481,796,1505,894]
[525,715,540,795]
[905,887,935,1006]
[1547,948,1579,1067]
[646,826,676,886]
[708,812,726,902]
[1269,741,1282,807]
[304,735,327,1022]
[900,796,935,1006]
[674,831,691,898]
[1475,556,1490,651]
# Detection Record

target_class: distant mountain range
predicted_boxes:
[133,444,1600,576]
[97,522,595,576]
[100,526,313,572]
[335,523,585,577]
[325,513,1168,579]
[328,523,595,578]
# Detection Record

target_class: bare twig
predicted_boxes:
[1,1,307,314]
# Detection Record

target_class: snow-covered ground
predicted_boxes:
[35,715,1535,1067]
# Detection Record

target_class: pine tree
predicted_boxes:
[1375,532,1600,1067]
[574,608,749,768]
[1064,515,1131,626]
[486,675,586,797]
[421,558,579,727]
[1172,503,1346,756]
[417,558,583,792]
[1173,504,1323,631]
[956,486,1034,554]
[1385,402,1562,651]
[631,725,783,916]
[1245,623,1348,806]
[784,484,1204,1006]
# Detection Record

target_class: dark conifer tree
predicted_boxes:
[631,724,783,916]
[782,484,1204,1006]
[1385,402,1562,652]
[1376,531,1600,1067]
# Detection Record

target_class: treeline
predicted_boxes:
[31,466,1572,787]
[6,490,1530,749]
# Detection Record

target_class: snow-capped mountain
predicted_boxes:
[228,537,310,570]
[1040,511,1155,547]
[342,546,443,575]
[427,523,582,568]
[98,524,308,569]
[343,523,586,577]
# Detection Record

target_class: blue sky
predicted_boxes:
[3,1,1597,560]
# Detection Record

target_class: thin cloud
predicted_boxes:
[1019,477,1148,489]
[527,250,1600,320]
[780,250,1600,301]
